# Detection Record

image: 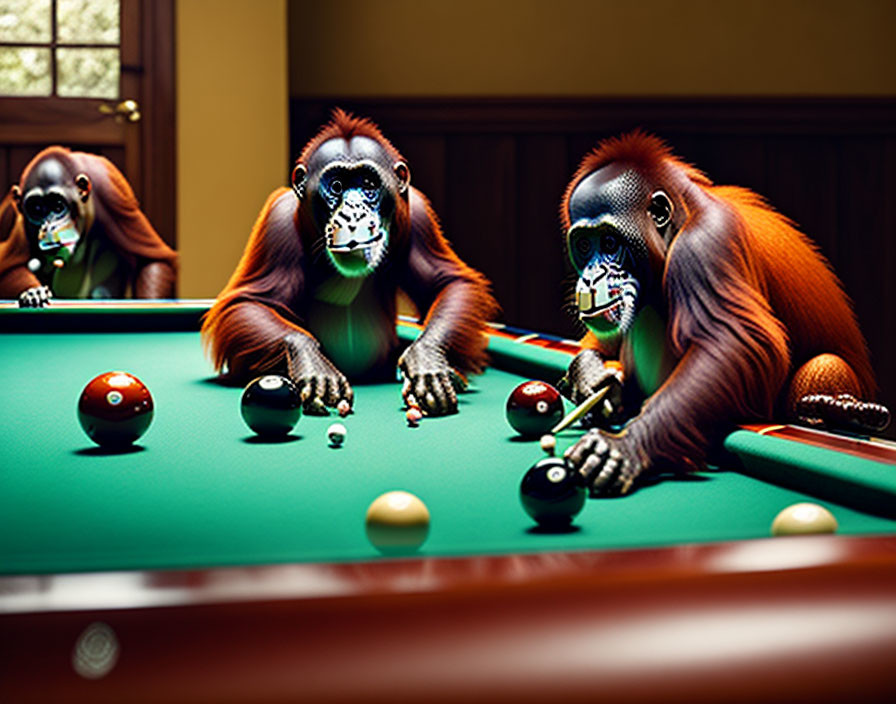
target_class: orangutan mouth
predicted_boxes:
[328,231,384,252]
[578,294,622,318]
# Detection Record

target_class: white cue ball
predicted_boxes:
[539,434,556,456]
[771,502,838,536]
[327,422,346,446]
[365,490,430,553]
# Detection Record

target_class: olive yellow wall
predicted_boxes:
[289,0,896,97]
[176,0,289,298]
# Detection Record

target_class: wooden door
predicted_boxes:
[0,0,175,249]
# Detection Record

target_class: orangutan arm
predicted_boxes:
[201,190,352,411]
[0,203,47,305]
[396,189,498,414]
[134,260,177,298]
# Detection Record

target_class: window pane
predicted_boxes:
[57,47,119,98]
[0,0,51,43]
[57,0,120,44]
[0,47,51,96]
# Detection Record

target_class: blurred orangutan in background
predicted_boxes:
[0,146,177,307]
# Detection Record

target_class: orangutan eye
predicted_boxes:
[330,179,343,195]
[648,190,673,228]
[599,232,620,255]
[24,196,47,222]
[574,235,593,258]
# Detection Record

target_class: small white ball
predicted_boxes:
[327,422,346,446]
[540,434,556,456]
[406,407,423,426]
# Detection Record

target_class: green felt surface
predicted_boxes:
[1,330,895,576]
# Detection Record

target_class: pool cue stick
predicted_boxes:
[550,385,611,435]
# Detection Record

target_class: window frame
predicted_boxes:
[0,0,122,99]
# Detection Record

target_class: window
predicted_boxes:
[0,0,120,98]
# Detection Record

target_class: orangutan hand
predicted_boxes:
[18,285,52,308]
[284,333,353,415]
[562,349,625,428]
[398,339,462,416]
[564,428,647,496]
[796,393,890,434]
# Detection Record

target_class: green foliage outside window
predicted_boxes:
[0,0,120,98]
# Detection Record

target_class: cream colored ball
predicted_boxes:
[539,434,557,456]
[771,502,838,536]
[365,491,430,553]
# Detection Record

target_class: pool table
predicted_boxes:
[1,301,895,703]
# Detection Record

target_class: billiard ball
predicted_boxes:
[240,375,302,437]
[365,490,430,553]
[520,457,586,527]
[337,399,352,417]
[771,502,838,536]
[327,422,347,447]
[78,371,154,447]
[506,380,564,437]
[406,406,423,427]
[539,434,557,456]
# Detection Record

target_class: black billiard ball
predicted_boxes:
[506,380,564,437]
[240,375,302,437]
[78,371,154,447]
[520,457,586,527]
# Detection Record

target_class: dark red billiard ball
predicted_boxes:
[520,457,586,527]
[506,380,564,437]
[78,371,154,447]
[240,375,302,437]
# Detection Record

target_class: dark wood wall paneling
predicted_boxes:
[291,98,896,426]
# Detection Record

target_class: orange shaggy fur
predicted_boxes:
[561,132,874,467]
[0,146,177,299]
[202,110,497,382]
